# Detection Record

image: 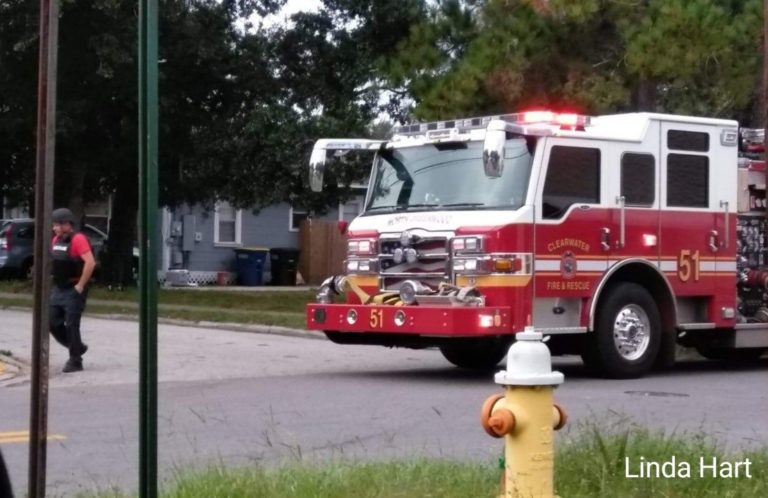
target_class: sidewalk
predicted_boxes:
[0,307,319,389]
[0,288,320,388]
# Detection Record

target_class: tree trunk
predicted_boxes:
[634,77,657,111]
[67,162,86,227]
[102,171,138,288]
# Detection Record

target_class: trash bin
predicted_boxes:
[269,247,300,286]
[216,271,230,286]
[234,247,268,286]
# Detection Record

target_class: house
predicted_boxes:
[160,194,364,285]
[4,188,366,286]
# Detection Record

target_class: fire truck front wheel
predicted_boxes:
[585,282,661,379]
[439,338,512,370]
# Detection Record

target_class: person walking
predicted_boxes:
[49,208,95,373]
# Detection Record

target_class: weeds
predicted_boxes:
[78,426,767,498]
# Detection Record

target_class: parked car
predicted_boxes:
[0,219,108,279]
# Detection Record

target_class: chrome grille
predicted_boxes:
[378,230,453,290]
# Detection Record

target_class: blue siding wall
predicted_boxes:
[168,203,340,274]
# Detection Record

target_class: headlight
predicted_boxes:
[452,236,483,253]
[453,259,477,271]
[452,257,489,274]
[346,258,377,274]
[348,238,376,255]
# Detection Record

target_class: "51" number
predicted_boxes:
[369,309,383,328]
[678,249,700,282]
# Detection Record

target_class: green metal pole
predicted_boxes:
[138,1,158,497]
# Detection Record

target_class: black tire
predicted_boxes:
[439,338,512,370]
[696,347,767,362]
[20,258,33,280]
[583,282,661,379]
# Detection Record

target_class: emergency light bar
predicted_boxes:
[394,111,592,137]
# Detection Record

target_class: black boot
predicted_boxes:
[62,357,83,373]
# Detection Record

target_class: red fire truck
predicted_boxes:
[305,111,768,378]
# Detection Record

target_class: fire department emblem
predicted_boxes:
[560,251,577,280]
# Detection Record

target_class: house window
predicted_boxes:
[289,207,309,232]
[339,199,363,222]
[214,201,242,245]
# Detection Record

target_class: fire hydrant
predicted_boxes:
[480,327,567,498]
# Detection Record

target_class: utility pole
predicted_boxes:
[28,0,59,496]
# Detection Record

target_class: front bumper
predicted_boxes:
[306,303,512,337]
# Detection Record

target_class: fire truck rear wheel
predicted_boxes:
[585,282,661,379]
[439,338,511,370]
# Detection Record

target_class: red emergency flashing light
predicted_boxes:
[520,110,589,129]
[555,113,580,126]
[521,111,557,123]
[394,110,592,137]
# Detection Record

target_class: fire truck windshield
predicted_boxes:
[365,139,532,213]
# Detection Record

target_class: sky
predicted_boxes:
[261,0,323,28]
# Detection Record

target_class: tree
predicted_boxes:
[384,0,762,122]
[0,0,426,285]
[0,0,38,210]
[1,0,287,284]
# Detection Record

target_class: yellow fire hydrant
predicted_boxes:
[480,327,567,498]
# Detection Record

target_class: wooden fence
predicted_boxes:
[298,219,347,285]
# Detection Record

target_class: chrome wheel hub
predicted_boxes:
[613,304,650,361]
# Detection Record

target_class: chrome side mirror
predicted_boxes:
[482,129,505,178]
[309,146,327,192]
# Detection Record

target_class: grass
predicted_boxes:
[78,426,767,498]
[83,460,497,498]
[0,280,315,329]
[557,423,767,498]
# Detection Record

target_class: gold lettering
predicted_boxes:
[546,238,591,253]
[564,281,590,291]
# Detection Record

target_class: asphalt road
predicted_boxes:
[0,309,766,496]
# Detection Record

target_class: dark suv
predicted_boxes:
[0,219,107,278]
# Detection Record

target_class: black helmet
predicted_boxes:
[52,207,75,225]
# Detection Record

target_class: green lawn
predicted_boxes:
[0,281,316,329]
[80,427,767,498]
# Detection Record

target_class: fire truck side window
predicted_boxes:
[620,153,655,206]
[667,154,709,208]
[542,146,600,219]
[667,130,709,152]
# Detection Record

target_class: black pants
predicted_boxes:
[0,448,12,498]
[49,286,87,359]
